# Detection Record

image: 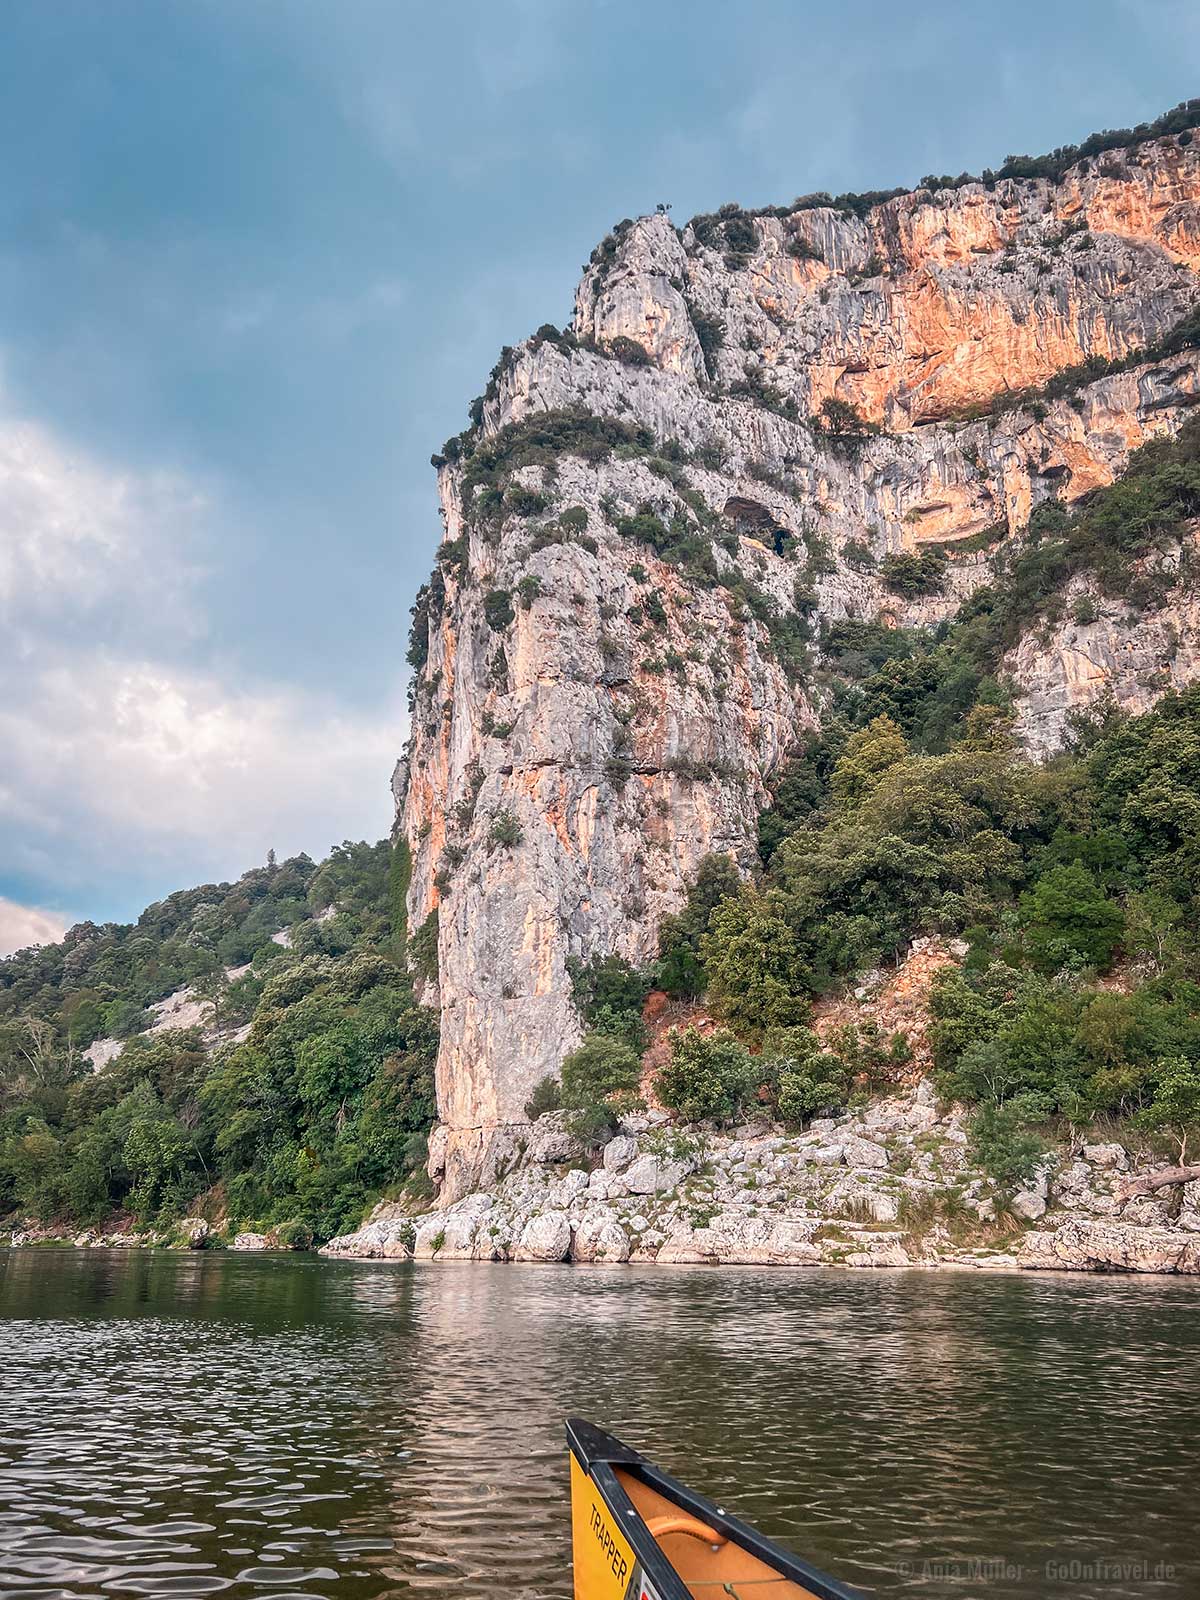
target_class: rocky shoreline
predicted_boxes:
[9,1087,1200,1274]
[322,1089,1200,1275]
[0,1220,309,1253]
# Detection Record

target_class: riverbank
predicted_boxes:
[9,1085,1200,1273]
[322,1089,1200,1274]
[0,1219,310,1253]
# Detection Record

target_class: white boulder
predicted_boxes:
[571,1210,631,1263]
[514,1211,572,1262]
[1010,1190,1046,1222]
[624,1154,692,1195]
[602,1135,639,1172]
[1083,1142,1128,1170]
[841,1136,890,1170]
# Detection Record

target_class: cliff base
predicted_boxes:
[324,1087,1200,1274]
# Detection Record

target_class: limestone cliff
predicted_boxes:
[401,128,1200,1198]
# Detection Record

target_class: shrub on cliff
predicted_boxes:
[842,537,875,569]
[524,1075,562,1120]
[786,234,823,262]
[871,415,1200,726]
[656,854,742,998]
[408,910,439,986]
[615,506,718,584]
[483,588,515,631]
[607,335,652,366]
[655,1027,755,1124]
[685,305,725,379]
[817,396,880,457]
[568,954,649,1051]
[879,548,948,596]
[406,578,440,672]
[505,486,548,517]
[819,396,871,435]
[488,810,524,850]
[459,411,653,496]
[560,1034,642,1140]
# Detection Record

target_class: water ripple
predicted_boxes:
[2,1250,1199,1598]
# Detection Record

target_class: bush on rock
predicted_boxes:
[560,1034,642,1140]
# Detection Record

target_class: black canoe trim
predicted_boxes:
[567,1419,866,1600]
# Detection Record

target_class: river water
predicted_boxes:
[1,1250,1197,1599]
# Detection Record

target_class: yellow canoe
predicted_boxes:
[568,1419,864,1600]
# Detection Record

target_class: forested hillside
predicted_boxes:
[0,839,435,1241]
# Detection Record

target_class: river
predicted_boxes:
[1,1249,1197,1598]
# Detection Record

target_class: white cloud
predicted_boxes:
[1,653,400,859]
[0,897,71,958]
[0,406,205,633]
[0,386,404,916]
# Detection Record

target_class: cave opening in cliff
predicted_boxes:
[722,495,792,555]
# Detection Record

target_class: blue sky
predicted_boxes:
[2,0,1198,951]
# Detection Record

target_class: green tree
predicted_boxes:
[818,395,877,442]
[764,1026,852,1128]
[830,716,909,811]
[654,1027,755,1124]
[656,854,741,998]
[968,1094,1051,1190]
[1,1118,67,1218]
[194,967,230,1033]
[123,1100,197,1220]
[560,1033,642,1140]
[569,954,650,1050]
[700,891,811,1043]
[1138,1056,1200,1160]
[1124,890,1187,972]
[1018,863,1124,972]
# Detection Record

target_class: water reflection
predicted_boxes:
[1,1250,1198,1598]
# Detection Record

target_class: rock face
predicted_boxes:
[1008,545,1200,754]
[1020,1220,1200,1273]
[400,132,1200,1195]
